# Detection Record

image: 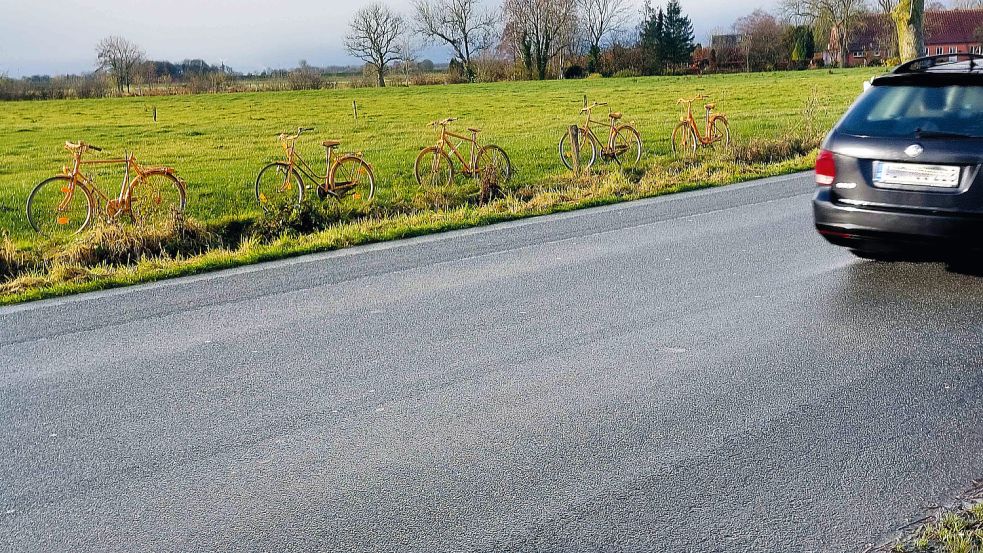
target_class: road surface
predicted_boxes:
[2,173,982,552]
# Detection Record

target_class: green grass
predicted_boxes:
[0,69,885,304]
[884,500,983,553]
[0,68,881,244]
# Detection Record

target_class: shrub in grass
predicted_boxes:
[251,198,345,242]
[478,164,504,205]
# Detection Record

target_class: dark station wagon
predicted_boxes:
[813,54,983,259]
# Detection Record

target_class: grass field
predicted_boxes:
[0,69,882,244]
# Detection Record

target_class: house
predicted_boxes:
[843,8,983,66]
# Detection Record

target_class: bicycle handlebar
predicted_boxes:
[677,95,709,105]
[276,127,316,139]
[580,102,608,113]
[65,141,103,153]
[430,118,458,127]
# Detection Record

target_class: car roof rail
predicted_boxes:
[892,53,983,74]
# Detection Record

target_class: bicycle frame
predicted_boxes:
[581,107,619,150]
[434,126,480,173]
[679,99,722,146]
[278,136,336,190]
[61,148,160,212]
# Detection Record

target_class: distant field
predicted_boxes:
[0,69,880,242]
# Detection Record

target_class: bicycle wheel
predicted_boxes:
[558,128,597,171]
[255,162,304,211]
[328,155,375,206]
[475,145,513,185]
[709,117,731,148]
[671,122,699,155]
[130,171,186,226]
[613,125,643,167]
[26,176,93,237]
[414,147,454,187]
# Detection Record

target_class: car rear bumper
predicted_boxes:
[813,188,983,251]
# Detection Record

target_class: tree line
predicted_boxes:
[3,0,979,100]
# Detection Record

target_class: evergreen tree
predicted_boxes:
[639,1,666,75]
[661,0,694,70]
[788,26,816,66]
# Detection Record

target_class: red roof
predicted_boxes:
[924,9,983,45]
[849,9,983,51]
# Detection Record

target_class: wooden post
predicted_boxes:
[353,100,358,127]
[569,125,581,177]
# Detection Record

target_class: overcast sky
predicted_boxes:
[0,0,777,77]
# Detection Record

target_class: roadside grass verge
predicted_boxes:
[0,142,818,305]
[1,69,876,304]
[871,482,983,553]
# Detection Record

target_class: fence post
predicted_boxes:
[353,100,358,127]
[569,125,581,177]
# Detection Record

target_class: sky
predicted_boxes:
[0,0,777,78]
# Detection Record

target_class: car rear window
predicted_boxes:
[838,84,983,138]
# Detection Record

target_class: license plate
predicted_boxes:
[873,161,961,188]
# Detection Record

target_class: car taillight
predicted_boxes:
[816,150,836,186]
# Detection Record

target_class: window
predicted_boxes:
[854,51,865,58]
[874,51,882,57]
[936,47,944,55]
[838,85,983,139]
[949,47,958,54]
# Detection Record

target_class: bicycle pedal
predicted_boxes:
[316,187,329,200]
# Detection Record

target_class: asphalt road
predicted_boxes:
[2,173,982,553]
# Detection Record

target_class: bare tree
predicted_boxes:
[952,0,983,8]
[503,0,578,80]
[346,3,406,87]
[875,0,898,11]
[893,0,924,62]
[734,10,790,72]
[95,36,144,94]
[782,0,870,68]
[579,0,631,72]
[413,0,497,82]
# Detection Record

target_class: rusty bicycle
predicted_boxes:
[414,118,512,187]
[671,95,731,155]
[255,128,375,210]
[26,141,187,237]
[559,101,643,170]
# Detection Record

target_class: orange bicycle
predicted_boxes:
[255,127,375,210]
[671,95,731,155]
[27,141,187,237]
[414,118,512,187]
[559,101,642,170]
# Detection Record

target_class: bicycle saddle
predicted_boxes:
[322,140,341,148]
[467,127,481,133]
[609,112,623,120]
[704,103,716,110]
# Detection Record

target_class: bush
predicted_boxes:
[612,69,642,79]
[564,65,586,79]
[287,65,324,91]
[250,199,345,241]
[587,73,604,80]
